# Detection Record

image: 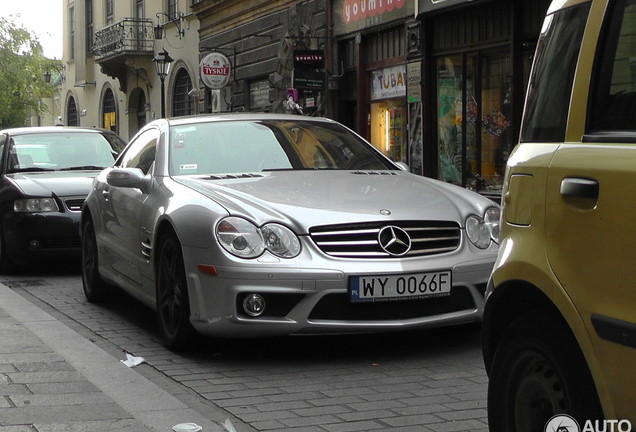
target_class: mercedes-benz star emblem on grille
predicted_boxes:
[378,226,412,256]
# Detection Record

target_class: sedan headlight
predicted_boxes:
[216,217,301,259]
[14,198,59,213]
[466,207,500,249]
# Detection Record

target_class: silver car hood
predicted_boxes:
[174,171,494,231]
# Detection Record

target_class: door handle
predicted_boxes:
[102,189,110,200]
[560,177,599,199]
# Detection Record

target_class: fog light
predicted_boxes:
[29,239,40,249]
[243,294,265,317]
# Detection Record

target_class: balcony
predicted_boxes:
[93,18,155,91]
[93,18,155,60]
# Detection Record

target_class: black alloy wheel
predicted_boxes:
[487,311,604,432]
[156,232,197,351]
[0,223,14,274]
[81,218,110,302]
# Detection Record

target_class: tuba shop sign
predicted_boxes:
[200,52,232,89]
[371,65,407,100]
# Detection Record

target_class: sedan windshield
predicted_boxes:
[169,120,396,176]
[7,132,123,173]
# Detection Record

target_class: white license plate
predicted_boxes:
[350,270,452,302]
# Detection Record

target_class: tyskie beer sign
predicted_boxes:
[200,52,232,89]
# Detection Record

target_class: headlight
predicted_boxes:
[216,217,301,259]
[14,198,59,213]
[216,217,264,258]
[261,224,301,258]
[466,207,500,249]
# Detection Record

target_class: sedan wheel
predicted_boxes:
[156,232,197,350]
[81,218,110,302]
[0,223,15,274]
[487,312,603,432]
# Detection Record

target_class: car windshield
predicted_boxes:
[7,132,123,173]
[168,120,396,176]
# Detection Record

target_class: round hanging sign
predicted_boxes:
[200,52,232,89]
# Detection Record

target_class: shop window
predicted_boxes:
[370,100,407,162]
[370,64,408,163]
[436,50,513,193]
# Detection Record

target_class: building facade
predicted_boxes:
[60,0,201,141]
[59,0,553,202]
[192,0,329,116]
[416,0,551,199]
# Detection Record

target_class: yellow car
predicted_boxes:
[482,0,636,430]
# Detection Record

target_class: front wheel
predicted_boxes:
[156,232,198,351]
[81,218,110,302]
[0,223,15,274]
[487,311,604,432]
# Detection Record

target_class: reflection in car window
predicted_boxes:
[118,128,158,175]
[589,0,636,133]
[520,3,590,143]
[7,132,123,173]
[168,120,395,176]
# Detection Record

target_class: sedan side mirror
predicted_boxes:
[395,162,409,171]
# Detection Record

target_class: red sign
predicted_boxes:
[202,65,230,76]
[342,0,406,24]
[200,52,232,89]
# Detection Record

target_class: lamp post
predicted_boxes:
[153,48,174,118]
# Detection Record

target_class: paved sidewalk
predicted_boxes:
[0,282,225,432]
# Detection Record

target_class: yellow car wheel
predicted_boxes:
[487,311,603,431]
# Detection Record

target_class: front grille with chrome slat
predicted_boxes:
[64,198,86,212]
[309,221,461,258]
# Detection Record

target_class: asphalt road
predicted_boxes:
[1,264,489,432]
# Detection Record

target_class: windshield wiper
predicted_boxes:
[10,167,56,173]
[59,165,106,171]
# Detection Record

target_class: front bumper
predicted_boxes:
[3,211,82,264]
[183,242,496,338]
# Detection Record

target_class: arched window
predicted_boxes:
[67,97,79,126]
[172,68,194,117]
[137,91,147,129]
[102,88,117,132]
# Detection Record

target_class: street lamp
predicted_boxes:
[153,48,174,118]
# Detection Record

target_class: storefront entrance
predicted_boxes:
[436,48,513,193]
[370,99,407,163]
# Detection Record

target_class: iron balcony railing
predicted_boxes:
[93,18,155,59]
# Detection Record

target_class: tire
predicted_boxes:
[0,223,15,274]
[487,311,604,432]
[156,232,198,351]
[81,217,110,302]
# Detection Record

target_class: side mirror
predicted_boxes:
[107,168,152,193]
[395,162,409,171]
